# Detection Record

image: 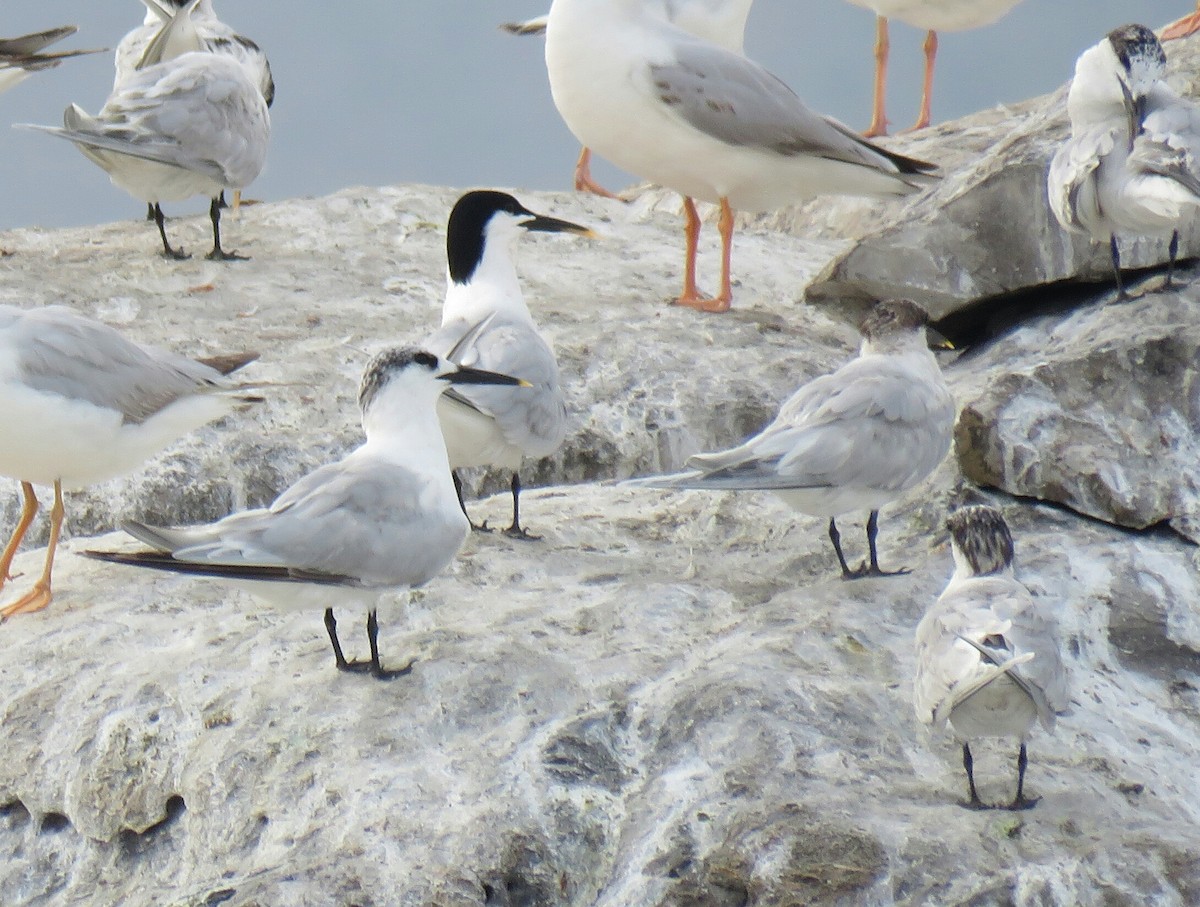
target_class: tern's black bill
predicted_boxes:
[520,214,596,238]
[447,365,531,387]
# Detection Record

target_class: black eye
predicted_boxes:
[413,351,438,370]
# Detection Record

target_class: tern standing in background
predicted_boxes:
[504,0,754,198]
[843,0,1026,136]
[1048,24,1200,299]
[544,0,938,312]
[85,350,529,679]
[425,191,594,539]
[0,305,260,619]
[914,506,1067,810]
[21,40,270,262]
[631,300,955,579]
[0,26,104,95]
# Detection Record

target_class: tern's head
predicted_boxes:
[947,506,1015,578]
[858,300,934,355]
[359,347,529,415]
[1069,24,1165,126]
[445,190,594,287]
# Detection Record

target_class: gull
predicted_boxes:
[1162,4,1200,42]
[503,0,753,198]
[544,0,939,312]
[424,190,595,539]
[0,26,105,95]
[20,36,270,262]
[843,0,1027,136]
[913,506,1067,810]
[0,304,261,619]
[84,349,530,680]
[1048,24,1199,299]
[629,300,955,578]
[114,0,275,220]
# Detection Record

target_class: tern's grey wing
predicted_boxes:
[914,577,1066,730]
[685,358,953,492]
[143,455,466,588]
[648,39,936,179]
[2,305,239,424]
[1132,85,1200,198]
[500,15,549,35]
[431,316,567,455]
[1047,122,1119,233]
[0,26,77,57]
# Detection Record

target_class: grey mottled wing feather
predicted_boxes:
[132,455,465,588]
[1,305,239,424]
[649,40,935,177]
[428,315,566,455]
[1132,84,1200,198]
[1047,122,1119,232]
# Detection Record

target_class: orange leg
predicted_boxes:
[0,482,39,590]
[1163,5,1200,40]
[675,197,734,313]
[911,30,937,131]
[678,196,703,302]
[573,147,622,200]
[0,480,62,618]
[864,15,890,137]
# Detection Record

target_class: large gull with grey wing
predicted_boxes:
[0,304,261,619]
[629,300,955,578]
[85,349,529,679]
[544,0,938,312]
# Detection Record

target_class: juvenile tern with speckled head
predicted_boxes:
[0,304,261,619]
[914,506,1067,810]
[84,349,530,680]
[504,0,753,197]
[425,191,595,539]
[630,300,955,578]
[1048,24,1200,299]
[544,0,939,312]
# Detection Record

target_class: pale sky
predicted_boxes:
[0,1,1188,230]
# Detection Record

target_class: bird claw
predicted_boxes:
[471,520,494,534]
[503,525,541,542]
[206,248,249,262]
[162,247,191,261]
[841,562,911,581]
[1002,795,1041,812]
[336,657,415,681]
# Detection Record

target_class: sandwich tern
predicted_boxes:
[544,0,938,311]
[85,349,530,679]
[914,506,1067,810]
[630,300,955,578]
[0,304,260,619]
[425,191,594,539]
[1048,24,1198,299]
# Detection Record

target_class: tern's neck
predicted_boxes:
[443,246,533,326]
[1067,44,1134,128]
[361,391,452,475]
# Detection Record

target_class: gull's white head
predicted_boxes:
[858,299,936,356]
[947,506,1016,580]
[1068,23,1166,127]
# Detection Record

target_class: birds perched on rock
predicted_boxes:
[21,4,271,263]
[630,300,955,579]
[1048,23,1199,299]
[504,0,754,198]
[843,0,1026,136]
[0,304,261,619]
[84,349,529,679]
[544,0,938,312]
[914,506,1067,810]
[424,191,594,539]
[0,26,104,95]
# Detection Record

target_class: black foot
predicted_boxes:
[1002,794,1040,812]
[336,657,415,680]
[471,519,494,534]
[207,247,249,262]
[841,562,911,581]
[162,246,190,261]
[503,524,541,541]
[959,796,992,811]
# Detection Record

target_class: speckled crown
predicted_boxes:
[359,347,439,411]
[1107,24,1166,75]
[859,299,930,341]
[947,506,1015,575]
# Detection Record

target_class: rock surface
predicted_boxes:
[0,171,1197,907]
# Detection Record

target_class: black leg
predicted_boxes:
[365,609,413,681]
[206,196,248,261]
[453,470,492,533]
[861,510,910,578]
[217,190,228,210]
[1004,742,1041,811]
[829,517,859,580]
[961,742,988,810]
[153,203,189,260]
[145,202,155,222]
[325,608,365,673]
[504,473,540,540]
[1164,230,1180,292]
[1111,235,1128,301]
